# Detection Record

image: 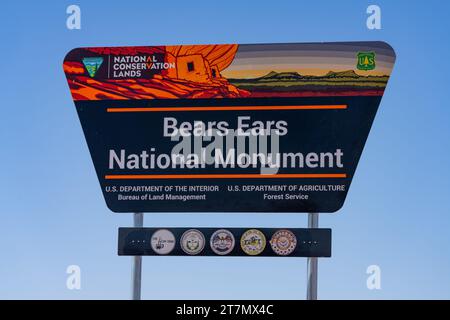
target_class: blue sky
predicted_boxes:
[1,0,450,299]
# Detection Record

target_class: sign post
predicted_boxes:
[132,212,143,300]
[306,213,319,300]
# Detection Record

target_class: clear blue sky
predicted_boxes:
[1,0,449,299]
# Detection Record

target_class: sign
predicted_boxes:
[63,42,395,213]
[118,228,332,257]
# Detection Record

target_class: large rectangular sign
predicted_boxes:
[63,42,395,213]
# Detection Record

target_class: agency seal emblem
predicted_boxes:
[180,229,205,255]
[270,229,297,256]
[240,229,266,255]
[150,229,175,255]
[210,229,235,255]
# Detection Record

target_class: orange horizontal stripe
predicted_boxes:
[107,105,347,112]
[105,173,347,180]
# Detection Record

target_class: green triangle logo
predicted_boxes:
[82,57,103,78]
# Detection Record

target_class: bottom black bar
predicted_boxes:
[118,227,331,257]
[1,301,445,318]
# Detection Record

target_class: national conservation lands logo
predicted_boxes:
[110,54,175,78]
[81,54,176,79]
[82,57,103,78]
[180,229,205,255]
[240,229,266,256]
[150,229,175,255]
[270,230,297,256]
[210,229,235,255]
[357,51,376,71]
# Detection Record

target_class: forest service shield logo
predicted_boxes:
[356,52,376,71]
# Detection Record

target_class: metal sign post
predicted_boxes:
[306,212,319,300]
[132,212,143,300]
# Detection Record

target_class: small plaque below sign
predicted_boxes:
[118,227,331,257]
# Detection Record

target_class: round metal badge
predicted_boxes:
[210,229,235,255]
[270,229,297,256]
[240,229,266,255]
[150,229,175,255]
[180,229,205,255]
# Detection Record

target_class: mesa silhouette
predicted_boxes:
[228,70,389,97]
